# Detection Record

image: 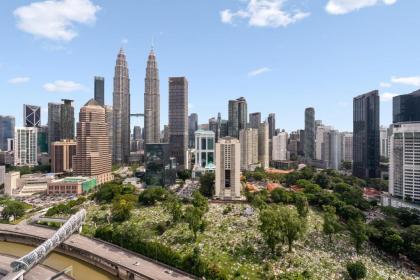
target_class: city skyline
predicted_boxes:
[1,1,420,132]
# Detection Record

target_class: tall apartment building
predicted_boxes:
[239,128,259,171]
[389,122,420,202]
[51,140,76,173]
[353,90,380,178]
[113,48,131,164]
[315,122,331,161]
[73,100,113,184]
[380,126,390,159]
[258,121,269,169]
[272,131,288,161]
[0,116,15,151]
[94,76,105,106]
[23,105,41,128]
[341,132,353,162]
[304,107,315,159]
[14,127,38,166]
[215,137,241,200]
[168,77,188,168]
[104,106,113,156]
[228,97,247,138]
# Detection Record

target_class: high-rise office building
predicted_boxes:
[0,165,5,186]
[326,130,342,170]
[60,99,75,140]
[268,113,276,139]
[37,125,48,154]
[144,49,160,144]
[288,131,301,160]
[249,112,261,129]
[215,137,241,200]
[168,77,188,168]
[94,76,105,106]
[389,122,420,202]
[145,143,176,187]
[304,107,315,159]
[48,102,61,151]
[14,127,38,166]
[23,105,41,128]
[341,132,353,162]
[51,140,76,173]
[0,116,15,151]
[239,128,259,171]
[393,89,420,124]
[353,90,380,178]
[228,97,247,138]
[272,131,288,161]
[258,121,269,169]
[315,122,331,161]
[113,48,131,164]
[131,126,142,152]
[73,100,113,184]
[188,113,198,148]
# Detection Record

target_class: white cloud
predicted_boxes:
[380,92,397,102]
[248,67,271,77]
[391,76,420,87]
[14,0,101,42]
[325,0,397,15]
[379,82,392,88]
[8,77,30,84]
[220,0,310,28]
[43,80,87,92]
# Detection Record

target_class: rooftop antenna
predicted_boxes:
[151,36,155,52]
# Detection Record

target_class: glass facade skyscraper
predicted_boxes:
[353,90,380,178]
[393,89,420,124]
[0,115,15,151]
[94,76,105,106]
[304,107,315,159]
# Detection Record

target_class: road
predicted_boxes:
[0,224,196,280]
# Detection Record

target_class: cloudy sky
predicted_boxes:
[0,0,419,132]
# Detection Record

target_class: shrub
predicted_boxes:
[346,261,367,280]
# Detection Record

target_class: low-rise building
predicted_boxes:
[16,173,55,196]
[47,177,97,195]
[4,171,20,196]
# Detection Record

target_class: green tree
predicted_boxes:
[314,172,331,189]
[111,199,132,222]
[279,207,307,252]
[1,200,25,220]
[164,195,183,224]
[259,206,283,254]
[285,172,300,187]
[191,191,209,214]
[295,194,309,218]
[138,187,169,206]
[270,188,293,204]
[184,206,205,240]
[348,218,368,254]
[322,205,342,242]
[346,261,367,280]
[177,169,192,181]
[198,173,214,197]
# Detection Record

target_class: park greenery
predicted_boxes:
[0,198,28,221]
[78,166,419,279]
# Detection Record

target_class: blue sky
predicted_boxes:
[0,0,420,132]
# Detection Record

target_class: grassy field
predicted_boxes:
[83,202,418,280]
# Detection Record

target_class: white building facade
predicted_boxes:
[194,130,215,173]
[14,127,38,166]
[389,122,420,202]
[272,131,288,161]
[239,128,259,171]
[215,137,241,200]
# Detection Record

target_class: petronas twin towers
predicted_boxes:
[112,48,160,164]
